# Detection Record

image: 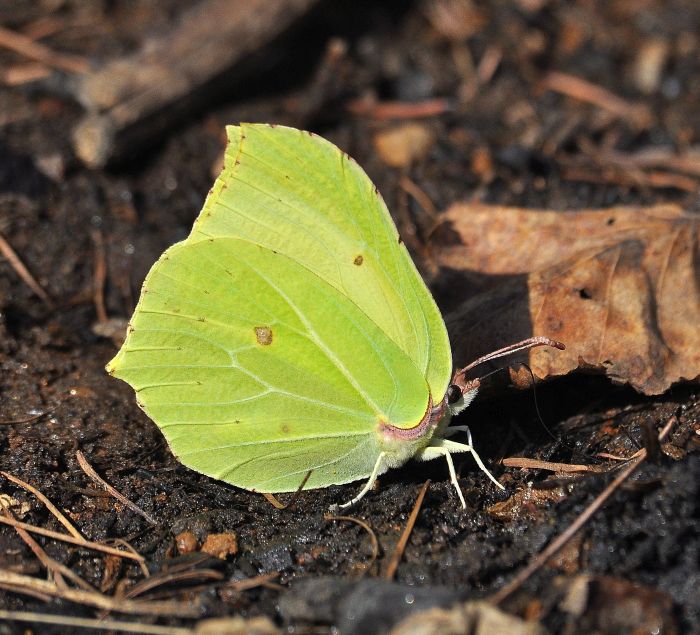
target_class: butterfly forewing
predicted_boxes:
[190,124,452,405]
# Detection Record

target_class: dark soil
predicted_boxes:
[0,1,698,634]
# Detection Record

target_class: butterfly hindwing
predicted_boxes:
[108,237,431,491]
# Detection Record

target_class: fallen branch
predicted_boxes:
[71,0,319,167]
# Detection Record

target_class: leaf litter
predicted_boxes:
[435,203,699,394]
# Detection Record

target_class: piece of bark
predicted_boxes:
[71,0,319,168]
[434,203,700,395]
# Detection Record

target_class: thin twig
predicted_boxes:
[490,416,677,604]
[222,571,280,592]
[602,146,700,179]
[0,231,54,307]
[21,15,96,41]
[0,25,88,74]
[0,610,191,635]
[477,46,502,84]
[125,569,224,599]
[501,457,609,473]
[384,480,430,580]
[0,406,57,425]
[15,525,95,593]
[76,451,157,525]
[596,452,635,461]
[324,514,379,575]
[104,537,150,578]
[262,493,286,509]
[1,470,84,539]
[0,570,198,617]
[0,498,67,591]
[562,164,699,192]
[0,583,53,602]
[543,71,652,129]
[399,176,439,222]
[0,516,144,562]
[1,62,51,86]
[261,470,312,510]
[346,98,451,119]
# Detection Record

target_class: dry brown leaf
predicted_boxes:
[434,204,699,394]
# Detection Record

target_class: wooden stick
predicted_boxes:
[71,0,319,168]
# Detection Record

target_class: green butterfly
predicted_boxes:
[107,124,561,508]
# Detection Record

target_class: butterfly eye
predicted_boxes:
[447,384,462,404]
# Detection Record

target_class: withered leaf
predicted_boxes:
[434,204,699,395]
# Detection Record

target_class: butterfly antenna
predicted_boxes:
[514,362,559,443]
[467,357,562,444]
[454,336,565,382]
[463,362,556,442]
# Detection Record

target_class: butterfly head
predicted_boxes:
[445,377,480,416]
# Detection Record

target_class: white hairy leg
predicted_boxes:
[333,451,387,510]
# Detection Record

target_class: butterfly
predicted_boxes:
[107,124,562,508]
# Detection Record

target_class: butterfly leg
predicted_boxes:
[333,451,387,511]
[439,437,505,490]
[443,425,470,438]
[417,436,504,507]
[415,444,467,508]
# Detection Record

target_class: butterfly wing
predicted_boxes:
[108,237,431,492]
[190,124,452,406]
